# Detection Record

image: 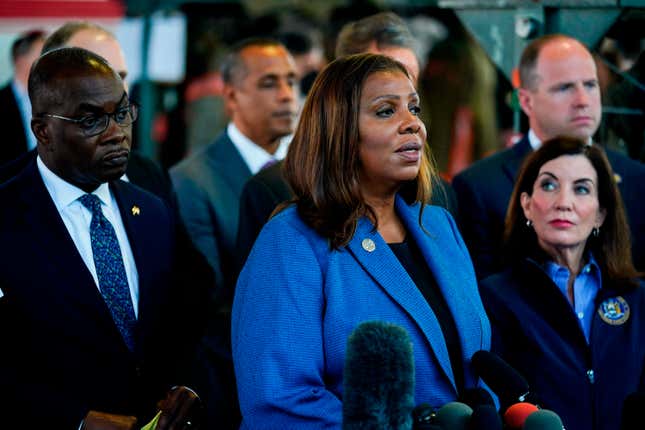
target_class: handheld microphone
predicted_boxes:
[471,350,534,407]
[468,405,502,430]
[343,321,415,430]
[522,409,564,429]
[412,403,440,430]
[434,402,473,430]
[459,387,495,408]
[503,402,539,429]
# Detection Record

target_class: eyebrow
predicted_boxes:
[77,92,128,112]
[538,171,595,184]
[370,92,418,103]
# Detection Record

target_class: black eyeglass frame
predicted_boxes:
[38,102,139,137]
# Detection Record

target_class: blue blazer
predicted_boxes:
[232,196,491,429]
[0,158,205,428]
[453,136,645,279]
[171,130,251,294]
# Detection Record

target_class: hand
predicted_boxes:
[155,386,203,430]
[81,411,138,430]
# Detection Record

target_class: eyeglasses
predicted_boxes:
[40,103,139,137]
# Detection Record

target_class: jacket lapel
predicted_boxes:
[345,208,457,391]
[501,136,532,184]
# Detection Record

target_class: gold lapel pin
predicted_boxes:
[131,205,140,216]
[614,173,622,184]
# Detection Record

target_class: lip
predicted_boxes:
[571,116,593,124]
[103,149,130,166]
[272,111,295,119]
[549,219,574,228]
[395,142,422,162]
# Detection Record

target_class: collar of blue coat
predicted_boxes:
[345,195,489,394]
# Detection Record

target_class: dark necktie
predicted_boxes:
[79,194,136,351]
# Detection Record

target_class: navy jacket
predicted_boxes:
[453,136,645,278]
[0,159,207,427]
[480,260,645,430]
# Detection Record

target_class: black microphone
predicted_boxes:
[471,350,534,408]
[468,405,502,430]
[621,392,645,429]
[433,402,473,430]
[343,321,415,430]
[459,387,495,409]
[522,409,564,429]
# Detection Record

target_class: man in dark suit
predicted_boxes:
[0,48,208,428]
[171,38,298,296]
[235,12,458,270]
[453,34,645,279]
[0,30,45,166]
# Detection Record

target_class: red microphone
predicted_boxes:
[503,402,539,429]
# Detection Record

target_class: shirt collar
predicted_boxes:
[37,155,113,211]
[227,122,290,175]
[542,252,602,284]
[528,129,593,151]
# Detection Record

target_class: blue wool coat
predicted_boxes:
[232,196,491,429]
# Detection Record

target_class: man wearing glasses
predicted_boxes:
[0,47,206,429]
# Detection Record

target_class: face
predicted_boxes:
[226,45,298,149]
[519,39,601,141]
[67,29,129,83]
[368,43,420,84]
[358,70,426,196]
[521,154,606,257]
[34,72,132,192]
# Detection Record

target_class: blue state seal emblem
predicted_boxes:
[598,296,630,326]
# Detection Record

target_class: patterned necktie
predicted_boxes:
[79,193,136,351]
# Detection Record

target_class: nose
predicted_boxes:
[399,111,422,134]
[101,114,128,144]
[554,188,573,211]
[278,78,295,102]
[573,84,590,107]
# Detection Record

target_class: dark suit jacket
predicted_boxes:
[0,158,208,428]
[235,160,459,271]
[0,82,28,166]
[170,131,251,296]
[453,135,645,279]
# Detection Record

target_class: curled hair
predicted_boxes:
[283,53,435,248]
[504,137,640,285]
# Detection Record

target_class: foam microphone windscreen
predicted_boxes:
[434,402,473,430]
[343,321,415,430]
[522,409,564,429]
[621,392,645,429]
[459,387,495,408]
[471,350,530,405]
[468,405,502,430]
[503,402,539,429]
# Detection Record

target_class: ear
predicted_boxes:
[223,83,237,111]
[518,88,533,117]
[520,191,532,222]
[596,207,607,228]
[31,118,51,149]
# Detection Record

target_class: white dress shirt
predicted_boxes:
[527,129,593,151]
[37,156,140,316]
[227,122,290,175]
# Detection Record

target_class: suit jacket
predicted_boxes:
[480,260,645,430]
[0,159,207,428]
[453,135,645,279]
[232,196,491,428]
[235,160,459,272]
[170,131,251,295]
[0,82,28,166]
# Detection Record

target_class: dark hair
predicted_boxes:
[283,53,435,248]
[11,30,46,62]
[28,47,116,114]
[335,12,417,59]
[220,37,285,85]
[504,137,640,285]
[42,21,114,54]
[519,34,588,90]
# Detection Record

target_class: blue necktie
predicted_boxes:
[79,194,136,351]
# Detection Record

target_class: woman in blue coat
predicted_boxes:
[232,54,491,428]
[480,137,645,430]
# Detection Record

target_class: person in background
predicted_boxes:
[233,53,491,428]
[480,137,645,430]
[453,34,645,279]
[0,30,46,167]
[0,47,208,429]
[235,12,457,271]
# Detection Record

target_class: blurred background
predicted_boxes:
[2,0,644,177]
